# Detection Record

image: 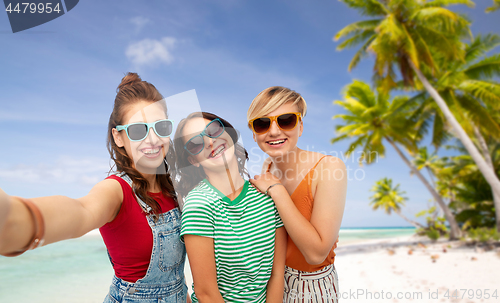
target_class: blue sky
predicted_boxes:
[0,0,498,227]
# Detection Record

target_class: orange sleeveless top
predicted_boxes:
[268,155,336,272]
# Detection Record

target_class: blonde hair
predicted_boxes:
[247,86,307,128]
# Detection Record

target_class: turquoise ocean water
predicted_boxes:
[338,226,416,244]
[0,227,415,303]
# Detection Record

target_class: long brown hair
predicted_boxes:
[172,112,249,201]
[107,72,177,214]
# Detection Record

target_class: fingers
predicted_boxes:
[249,179,263,194]
[253,173,277,182]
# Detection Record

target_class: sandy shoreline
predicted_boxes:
[334,236,500,303]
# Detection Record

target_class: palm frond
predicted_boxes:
[337,30,376,51]
[406,98,433,142]
[486,0,500,12]
[348,35,377,71]
[411,7,459,33]
[331,133,350,145]
[464,34,500,63]
[464,54,500,79]
[339,0,389,17]
[345,135,368,156]
[423,0,475,9]
[334,19,381,42]
[345,80,377,106]
[459,80,500,104]
[412,24,463,62]
[455,95,500,138]
[336,123,368,136]
[408,27,437,72]
[431,111,451,148]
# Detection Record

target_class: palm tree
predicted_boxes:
[332,80,461,239]
[334,0,500,220]
[486,0,500,12]
[405,34,500,230]
[370,178,424,228]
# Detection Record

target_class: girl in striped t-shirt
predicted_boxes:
[173,112,287,303]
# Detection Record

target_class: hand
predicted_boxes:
[249,172,282,195]
[0,188,11,232]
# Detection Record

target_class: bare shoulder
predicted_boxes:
[306,151,344,168]
[92,178,122,194]
[313,155,347,190]
[319,155,346,170]
[81,178,123,204]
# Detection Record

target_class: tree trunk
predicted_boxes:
[410,61,500,232]
[473,126,500,233]
[395,209,425,229]
[386,138,462,239]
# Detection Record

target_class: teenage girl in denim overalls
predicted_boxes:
[0,73,189,303]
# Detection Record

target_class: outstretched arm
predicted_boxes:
[0,179,123,256]
[184,235,224,303]
[251,157,346,265]
[266,226,286,303]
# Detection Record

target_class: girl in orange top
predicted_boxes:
[248,86,347,303]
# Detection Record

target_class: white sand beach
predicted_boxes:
[334,236,500,303]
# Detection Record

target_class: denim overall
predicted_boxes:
[104,173,188,303]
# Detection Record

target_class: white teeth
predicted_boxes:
[268,139,285,145]
[211,145,225,157]
[143,148,160,154]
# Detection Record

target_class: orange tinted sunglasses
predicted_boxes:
[249,112,301,134]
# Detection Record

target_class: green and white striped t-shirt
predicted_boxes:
[180,179,284,303]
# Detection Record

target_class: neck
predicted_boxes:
[205,156,245,198]
[271,146,303,173]
[144,173,159,193]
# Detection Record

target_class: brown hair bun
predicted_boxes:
[117,72,142,91]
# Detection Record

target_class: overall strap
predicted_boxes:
[113,172,153,214]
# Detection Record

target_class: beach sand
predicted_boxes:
[334,236,500,303]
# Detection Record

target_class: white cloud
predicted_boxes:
[125,37,177,67]
[0,156,110,186]
[130,16,150,32]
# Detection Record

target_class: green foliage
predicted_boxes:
[466,227,500,243]
[335,0,473,91]
[425,229,441,241]
[369,178,407,214]
[486,0,500,12]
[332,80,419,165]
[335,0,500,235]
[416,207,448,240]
[406,35,500,150]
[436,143,499,229]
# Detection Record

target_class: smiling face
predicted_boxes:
[182,117,236,173]
[252,102,303,158]
[112,100,171,174]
